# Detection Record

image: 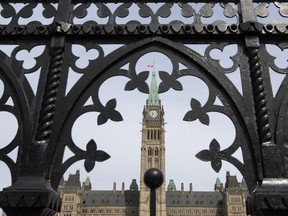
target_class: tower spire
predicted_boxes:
[140,63,166,216]
[147,69,160,106]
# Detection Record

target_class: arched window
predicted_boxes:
[148,147,153,156]
[155,147,159,156]
[154,130,157,139]
[147,130,150,140]
[158,129,160,140]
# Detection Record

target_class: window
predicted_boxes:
[155,148,159,156]
[148,147,153,156]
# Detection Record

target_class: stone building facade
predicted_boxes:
[55,72,248,216]
[140,71,166,216]
[56,171,247,216]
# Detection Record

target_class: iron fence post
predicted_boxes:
[240,1,288,215]
[144,168,164,216]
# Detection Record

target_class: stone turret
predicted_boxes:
[82,177,92,191]
[214,177,223,192]
[130,179,139,191]
[167,180,176,191]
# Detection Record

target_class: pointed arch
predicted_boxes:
[51,36,260,191]
[148,147,153,156]
[0,52,32,183]
[155,147,159,156]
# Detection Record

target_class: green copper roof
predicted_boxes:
[84,177,91,186]
[147,72,160,106]
[167,179,176,191]
[129,179,139,191]
[215,177,222,187]
[214,178,222,191]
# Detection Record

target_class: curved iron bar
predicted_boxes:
[0,1,288,215]
[46,37,260,192]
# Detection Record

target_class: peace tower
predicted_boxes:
[139,71,166,216]
[56,70,248,216]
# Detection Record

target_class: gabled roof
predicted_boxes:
[166,191,223,207]
[81,190,139,207]
[81,190,223,208]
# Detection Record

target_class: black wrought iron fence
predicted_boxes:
[0,1,288,215]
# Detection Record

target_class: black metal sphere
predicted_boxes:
[144,168,164,189]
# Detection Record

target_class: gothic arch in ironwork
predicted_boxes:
[0,1,288,215]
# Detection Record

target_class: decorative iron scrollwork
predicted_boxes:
[1,1,288,215]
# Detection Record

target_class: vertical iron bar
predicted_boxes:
[240,0,284,178]
[240,1,288,215]
[144,168,163,216]
[42,0,72,179]
[240,0,256,22]
[150,188,156,216]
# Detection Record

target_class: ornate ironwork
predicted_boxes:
[0,1,288,215]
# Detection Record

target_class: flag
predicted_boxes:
[148,64,153,68]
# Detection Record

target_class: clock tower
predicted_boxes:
[139,71,166,216]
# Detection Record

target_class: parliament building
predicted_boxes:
[56,72,248,216]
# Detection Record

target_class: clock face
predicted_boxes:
[149,110,158,118]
